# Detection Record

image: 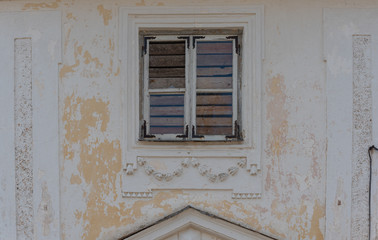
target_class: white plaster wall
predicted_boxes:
[0,0,378,240]
[0,11,61,240]
[324,9,378,239]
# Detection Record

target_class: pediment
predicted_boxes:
[121,206,276,240]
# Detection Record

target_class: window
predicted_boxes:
[121,6,264,198]
[140,30,242,141]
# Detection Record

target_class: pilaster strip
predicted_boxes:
[14,38,33,240]
[352,35,372,240]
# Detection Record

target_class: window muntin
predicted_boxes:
[141,34,241,141]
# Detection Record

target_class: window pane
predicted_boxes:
[196,93,233,135]
[196,41,233,89]
[150,94,184,134]
[149,41,186,89]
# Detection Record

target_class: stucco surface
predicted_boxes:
[2,0,378,239]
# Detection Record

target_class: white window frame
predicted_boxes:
[141,34,240,141]
[142,35,190,141]
[120,6,264,197]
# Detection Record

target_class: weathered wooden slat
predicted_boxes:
[196,77,232,89]
[150,117,184,126]
[196,117,232,126]
[150,126,184,134]
[197,54,232,66]
[196,67,232,77]
[196,105,232,115]
[149,41,185,55]
[150,94,184,105]
[149,55,185,67]
[150,106,184,115]
[197,126,232,135]
[149,78,185,89]
[196,94,232,105]
[197,41,233,54]
[149,67,185,78]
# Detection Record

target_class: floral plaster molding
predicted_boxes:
[125,157,259,183]
[122,156,261,199]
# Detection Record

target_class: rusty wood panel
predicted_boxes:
[196,105,232,115]
[196,67,232,77]
[196,94,232,105]
[150,106,184,116]
[149,55,185,67]
[196,117,232,126]
[149,67,185,78]
[150,117,184,126]
[197,54,232,66]
[196,77,232,89]
[149,41,185,55]
[150,94,184,105]
[149,78,185,89]
[197,41,233,54]
[150,126,184,134]
[197,126,232,135]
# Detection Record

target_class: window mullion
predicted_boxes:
[184,36,191,140]
[189,36,197,140]
[232,38,238,135]
[143,39,151,136]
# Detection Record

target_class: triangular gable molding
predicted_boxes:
[120,206,277,240]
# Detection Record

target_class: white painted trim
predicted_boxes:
[123,207,274,240]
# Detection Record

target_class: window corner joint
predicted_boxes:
[176,125,189,138]
[226,120,241,140]
[226,36,240,55]
[143,36,156,55]
[192,36,205,48]
[141,120,156,139]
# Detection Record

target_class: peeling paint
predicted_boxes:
[22,2,59,10]
[267,74,289,158]
[309,200,325,240]
[70,175,82,185]
[3,2,330,239]
[83,50,103,69]
[97,5,112,26]
[59,42,82,79]
[38,182,53,236]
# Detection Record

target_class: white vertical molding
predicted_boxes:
[351,35,372,240]
[14,38,33,240]
[324,9,354,240]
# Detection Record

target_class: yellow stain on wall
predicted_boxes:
[60,42,82,79]
[136,0,146,6]
[266,74,289,158]
[70,175,82,185]
[61,93,266,238]
[23,2,59,10]
[83,50,103,69]
[97,5,112,26]
[309,200,325,240]
[61,93,287,239]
